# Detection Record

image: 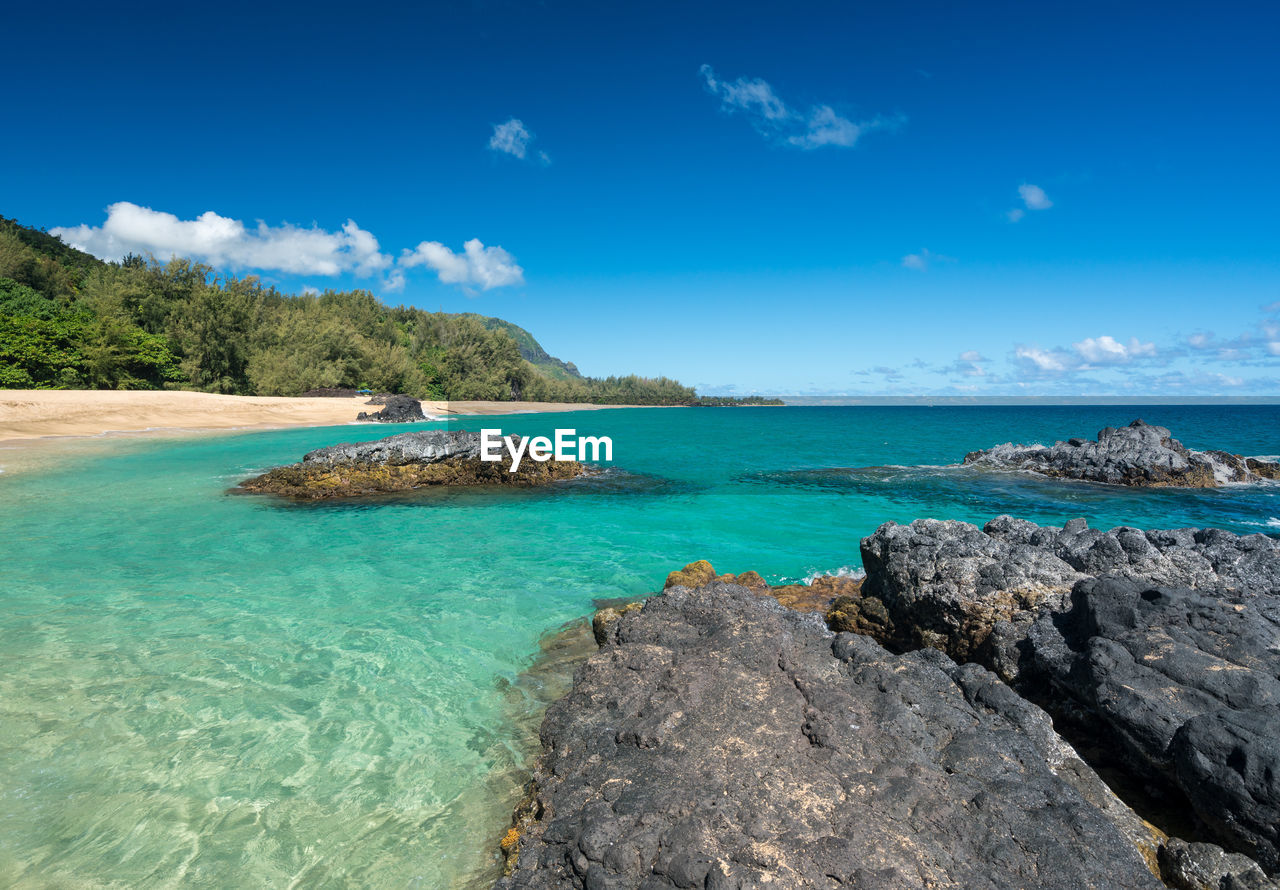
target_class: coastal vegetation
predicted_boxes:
[0,216,718,404]
[691,395,785,406]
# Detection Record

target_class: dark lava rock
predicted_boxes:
[855,516,1280,674]
[236,430,587,499]
[1027,577,1280,874]
[1158,837,1277,890]
[301,429,481,466]
[496,583,1164,889]
[963,419,1280,487]
[356,394,427,423]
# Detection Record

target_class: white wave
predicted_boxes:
[802,566,866,585]
[1241,517,1280,529]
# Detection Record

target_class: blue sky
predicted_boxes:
[3,0,1278,396]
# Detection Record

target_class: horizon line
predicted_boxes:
[769,395,1280,406]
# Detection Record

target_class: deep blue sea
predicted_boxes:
[2,406,1277,886]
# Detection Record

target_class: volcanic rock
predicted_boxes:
[496,584,1164,889]
[1027,577,1280,874]
[963,419,1280,487]
[356,394,427,423]
[855,516,1280,674]
[236,430,587,499]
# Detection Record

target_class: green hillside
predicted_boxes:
[464,314,583,381]
[0,215,695,404]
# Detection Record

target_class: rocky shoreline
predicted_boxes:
[236,429,590,498]
[963,419,1280,487]
[496,518,1280,888]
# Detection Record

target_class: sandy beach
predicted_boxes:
[0,390,663,444]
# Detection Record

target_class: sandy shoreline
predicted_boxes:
[0,390,666,445]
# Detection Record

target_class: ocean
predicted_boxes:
[2,405,1277,887]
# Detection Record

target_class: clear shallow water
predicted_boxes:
[1,405,1277,887]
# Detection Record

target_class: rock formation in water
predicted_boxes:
[237,430,587,498]
[963,419,1280,487]
[497,584,1167,889]
[356,394,428,423]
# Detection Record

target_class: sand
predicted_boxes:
[0,390,663,444]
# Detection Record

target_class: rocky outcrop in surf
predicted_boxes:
[497,584,1167,889]
[963,419,1280,487]
[236,430,587,499]
[357,394,427,423]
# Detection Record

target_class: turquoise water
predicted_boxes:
[1,406,1278,887]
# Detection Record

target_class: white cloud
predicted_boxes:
[488,118,549,164]
[1074,335,1155,365]
[52,202,391,277]
[1182,315,1280,362]
[301,285,320,296]
[53,202,526,293]
[901,248,954,271]
[1007,183,1052,222]
[1015,335,1158,377]
[383,269,406,293]
[700,64,899,150]
[1018,183,1053,210]
[942,350,991,378]
[401,238,524,291]
[789,105,862,149]
[1015,345,1069,372]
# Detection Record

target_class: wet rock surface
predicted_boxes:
[356,394,427,422]
[497,584,1165,889]
[237,430,587,498]
[1027,577,1280,874]
[963,419,1280,487]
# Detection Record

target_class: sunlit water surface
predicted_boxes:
[1,406,1277,886]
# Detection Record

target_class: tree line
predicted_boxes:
[0,216,707,404]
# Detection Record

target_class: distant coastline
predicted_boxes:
[776,395,1280,406]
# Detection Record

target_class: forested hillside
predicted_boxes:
[0,216,695,403]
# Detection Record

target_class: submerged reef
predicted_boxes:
[237,430,588,499]
[963,419,1280,487]
[496,518,1280,888]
